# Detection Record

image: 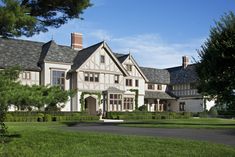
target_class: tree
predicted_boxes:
[196,12,235,111]
[0,67,75,136]
[0,0,92,37]
[0,66,21,135]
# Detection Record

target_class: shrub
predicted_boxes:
[199,111,208,118]
[208,107,218,118]
[44,114,52,122]
[182,112,192,118]
[37,113,44,122]
[138,105,147,111]
[5,114,13,122]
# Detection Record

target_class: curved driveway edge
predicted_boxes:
[66,123,235,147]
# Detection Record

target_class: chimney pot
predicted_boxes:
[71,32,83,50]
[182,56,189,68]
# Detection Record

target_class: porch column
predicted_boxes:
[157,99,160,111]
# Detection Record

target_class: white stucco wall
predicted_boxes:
[77,47,125,91]
[19,71,40,85]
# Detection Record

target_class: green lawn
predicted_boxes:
[0,122,235,157]
[119,118,235,129]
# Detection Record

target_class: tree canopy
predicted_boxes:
[196,12,235,110]
[0,0,92,37]
[0,67,75,135]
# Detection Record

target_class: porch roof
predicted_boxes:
[145,91,175,100]
[104,87,125,93]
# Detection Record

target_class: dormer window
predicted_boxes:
[100,55,105,63]
[157,84,162,90]
[148,84,155,90]
[126,64,132,71]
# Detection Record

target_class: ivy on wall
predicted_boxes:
[80,92,101,111]
[129,89,139,110]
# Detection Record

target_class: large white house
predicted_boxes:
[0,33,215,114]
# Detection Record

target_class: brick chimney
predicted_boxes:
[182,56,189,68]
[71,32,83,50]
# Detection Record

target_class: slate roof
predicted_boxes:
[0,37,198,86]
[145,91,175,100]
[104,87,125,93]
[113,53,129,63]
[140,67,170,84]
[0,38,42,71]
[71,41,103,71]
[40,40,78,63]
[166,64,198,85]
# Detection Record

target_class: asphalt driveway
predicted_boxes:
[66,123,235,147]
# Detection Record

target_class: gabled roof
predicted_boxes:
[113,53,129,63]
[39,40,78,64]
[71,41,104,71]
[117,54,148,81]
[166,64,198,85]
[140,67,170,84]
[71,42,129,76]
[0,38,42,71]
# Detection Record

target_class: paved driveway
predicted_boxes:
[66,123,235,147]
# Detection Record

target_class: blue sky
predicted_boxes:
[19,0,235,68]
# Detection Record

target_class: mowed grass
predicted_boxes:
[0,122,235,157]
[119,118,235,129]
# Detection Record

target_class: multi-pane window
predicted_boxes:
[94,73,99,82]
[100,55,105,63]
[84,73,89,81]
[126,64,132,71]
[52,70,65,90]
[157,84,162,90]
[114,75,119,84]
[109,94,122,111]
[22,72,31,80]
[126,79,132,86]
[135,80,139,87]
[84,72,99,82]
[179,102,185,111]
[124,97,134,110]
[148,84,155,90]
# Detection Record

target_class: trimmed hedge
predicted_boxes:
[106,111,192,120]
[5,112,99,122]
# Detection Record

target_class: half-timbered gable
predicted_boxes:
[72,41,128,91]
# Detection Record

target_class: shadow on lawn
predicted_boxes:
[62,121,235,130]
[0,133,21,144]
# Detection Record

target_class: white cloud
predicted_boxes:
[17,24,205,69]
[94,32,206,69]
[88,29,112,41]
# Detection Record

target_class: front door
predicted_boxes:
[85,96,97,115]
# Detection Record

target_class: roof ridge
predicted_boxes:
[78,41,104,52]
[0,37,45,45]
[165,63,197,70]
